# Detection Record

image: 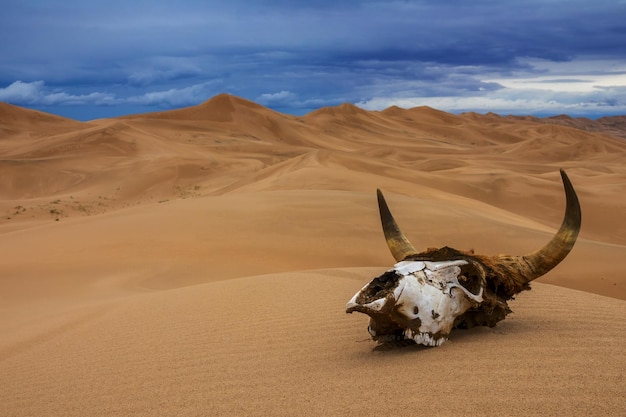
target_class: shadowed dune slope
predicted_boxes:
[1,96,626,416]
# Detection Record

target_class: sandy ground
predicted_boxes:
[1,96,625,416]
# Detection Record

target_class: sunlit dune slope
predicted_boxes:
[1,268,624,417]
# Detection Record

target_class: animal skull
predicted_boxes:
[346,170,581,347]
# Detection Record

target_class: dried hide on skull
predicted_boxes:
[346,170,581,347]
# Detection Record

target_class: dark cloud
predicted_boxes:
[0,0,625,119]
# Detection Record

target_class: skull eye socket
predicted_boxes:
[458,264,484,296]
[355,270,401,304]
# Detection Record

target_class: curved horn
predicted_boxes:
[498,169,581,282]
[377,189,418,262]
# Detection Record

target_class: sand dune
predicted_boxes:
[1,269,624,417]
[1,96,625,416]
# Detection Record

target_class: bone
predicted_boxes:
[348,170,583,347]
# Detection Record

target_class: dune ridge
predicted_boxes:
[1,96,625,416]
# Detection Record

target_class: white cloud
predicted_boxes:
[126,83,213,107]
[487,73,626,94]
[42,91,118,106]
[256,90,297,105]
[0,80,117,106]
[357,60,626,117]
[0,80,45,104]
[0,80,214,109]
[357,91,626,117]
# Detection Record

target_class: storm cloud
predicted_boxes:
[1,0,625,120]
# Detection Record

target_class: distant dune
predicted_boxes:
[1,96,625,416]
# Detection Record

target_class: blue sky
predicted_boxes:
[1,0,625,121]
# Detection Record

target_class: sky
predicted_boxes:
[1,0,625,121]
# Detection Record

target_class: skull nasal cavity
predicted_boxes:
[413,306,419,315]
[432,310,440,320]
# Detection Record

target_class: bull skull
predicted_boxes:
[346,170,581,347]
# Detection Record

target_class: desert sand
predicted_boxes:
[1,95,625,416]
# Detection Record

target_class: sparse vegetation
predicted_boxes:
[0,193,121,224]
[174,184,202,199]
